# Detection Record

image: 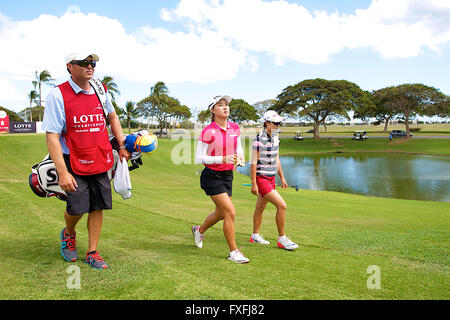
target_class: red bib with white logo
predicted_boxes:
[59,81,113,175]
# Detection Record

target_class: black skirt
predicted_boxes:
[200,166,233,197]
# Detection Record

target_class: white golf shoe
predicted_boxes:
[191,225,204,248]
[227,250,250,264]
[249,234,270,245]
[277,235,299,250]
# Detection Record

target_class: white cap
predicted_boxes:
[208,95,232,110]
[65,51,99,64]
[263,110,284,123]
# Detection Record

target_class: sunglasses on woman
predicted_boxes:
[70,60,96,68]
[271,121,281,126]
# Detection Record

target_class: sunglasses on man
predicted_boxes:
[70,60,96,68]
[271,121,281,126]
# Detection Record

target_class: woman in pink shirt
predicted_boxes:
[192,95,249,264]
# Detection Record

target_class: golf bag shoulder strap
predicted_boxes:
[89,78,109,125]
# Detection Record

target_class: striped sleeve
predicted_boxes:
[252,134,261,151]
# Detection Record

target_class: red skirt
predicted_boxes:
[256,175,276,197]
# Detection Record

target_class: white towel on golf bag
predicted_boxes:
[113,157,132,199]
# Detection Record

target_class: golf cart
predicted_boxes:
[293,131,304,141]
[352,130,367,141]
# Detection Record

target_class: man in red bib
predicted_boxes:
[43,52,130,269]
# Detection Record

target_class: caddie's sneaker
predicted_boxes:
[249,234,270,245]
[85,250,108,269]
[277,235,299,250]
[60,228,77,262]
[227,250,250,264]
[191,225,204,248]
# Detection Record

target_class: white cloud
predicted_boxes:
[0,6,248,86]
[341,0,450,58]
[165,0,450,64]
[124,27,248,83]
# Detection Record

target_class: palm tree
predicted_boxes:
[151,81,168,97]
[101,76,120,103]
[121,101,139,133]
[33,70,55,121]
[27,90,39,122]
[150,81,168,130]
[137,81,170,131]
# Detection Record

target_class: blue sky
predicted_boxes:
[0,0,449,121]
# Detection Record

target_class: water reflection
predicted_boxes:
[237,153,450,202]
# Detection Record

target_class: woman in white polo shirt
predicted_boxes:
[192,95,249,264]
[249,110,298,250]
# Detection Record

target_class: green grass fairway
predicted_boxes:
[0,134,449,300]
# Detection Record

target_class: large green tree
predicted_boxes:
[171,104,192,128]
[274,78,373,139]
[229,98,258,123]
[387,84,449,138]
[164,95,181,131]
[253,99,276,120]
[197,109,210,123]
[137,82,188,134]
[353,88,397,132]
[137,81,169,131]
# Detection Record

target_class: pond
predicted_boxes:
[237,153,450,202]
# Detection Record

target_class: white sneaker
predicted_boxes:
[249,234,270,245]
[227,250,250,264]
[191,225,204,248]
[277,236,298,250]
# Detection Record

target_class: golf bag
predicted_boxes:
[29,154,68,201]
[28,141,144,201]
